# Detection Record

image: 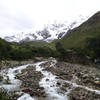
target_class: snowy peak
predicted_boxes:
[3,16,89,43]
[4,33,37,43]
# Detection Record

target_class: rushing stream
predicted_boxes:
[0,59,100,100]
[0,64,35,100]
[35,61,68,100]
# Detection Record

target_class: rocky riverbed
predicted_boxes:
[43,60,100,89]
[17,65,46,98]
[0,58,100,100]
[0,60,34,70]
[41,59,100,100]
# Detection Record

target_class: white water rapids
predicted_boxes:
[0,59,100,100]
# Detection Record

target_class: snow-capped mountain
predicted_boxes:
[3,16,89,43]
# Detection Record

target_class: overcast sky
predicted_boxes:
[0,0,100,37]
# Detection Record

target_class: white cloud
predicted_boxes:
[0,0,100,37]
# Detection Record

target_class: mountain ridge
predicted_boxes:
[2,16,88,43]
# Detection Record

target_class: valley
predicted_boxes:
[0,11,100,100]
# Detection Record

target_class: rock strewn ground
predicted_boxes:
[0,58,100,100]
[17,65,47,99]
[0,60,34,69]
[41,60,100,100]
[43,61,100,90]
[68,87,100,100]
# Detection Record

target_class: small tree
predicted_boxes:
[86,36,100,59]
[55,42,67,60]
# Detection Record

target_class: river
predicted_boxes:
[0,59,100,100]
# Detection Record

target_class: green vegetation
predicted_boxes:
[59,11,100,49]
[0,91,11,100]
[0,11,100,100]
[85,36,100,59]
[0,11,100,63]
[55,42,67,60]
[22,41,56,50]
[0,38,58,61]
[56,11,100,61]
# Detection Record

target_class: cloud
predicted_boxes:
[0,4,33,30]
[0,0,100,37]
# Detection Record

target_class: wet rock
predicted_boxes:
[34,57,45,62]
[69,87,100,100]
[17,65,46,98]
[76,72,83,78]
[0,75,3,82]
[39,87,44,90]
[94,80,100,85]
[57,82,61,86]
[46,79,49,81]
[82,74,89,79]
[21,88,34,96]
[59,72,68,76]
[44,60,100,90]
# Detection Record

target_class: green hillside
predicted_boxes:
[21,41,56,50]
[0,11,100,61]
[0,38,57,61]
[59,11,100,49]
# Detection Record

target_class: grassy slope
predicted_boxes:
[59,11,100,50]
[22,41,56,50]
[22,11,100,52]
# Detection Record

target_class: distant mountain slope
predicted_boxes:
[59,11,100,49]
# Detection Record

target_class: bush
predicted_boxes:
[85,36,100,59]
[0,91,11,100]
[55,42,67,60]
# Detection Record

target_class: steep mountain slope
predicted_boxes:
[59,11,100,49]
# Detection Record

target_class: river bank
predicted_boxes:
[0,60,34,70]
